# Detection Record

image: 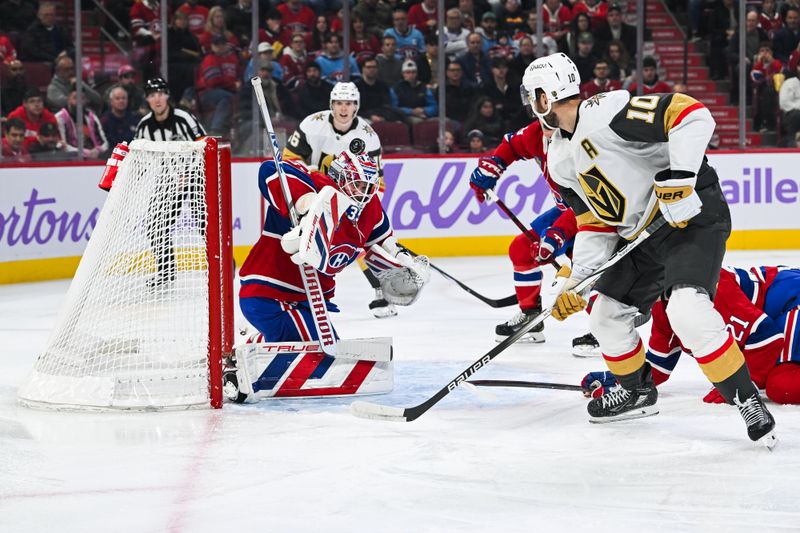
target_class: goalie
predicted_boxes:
[228,151,429,402]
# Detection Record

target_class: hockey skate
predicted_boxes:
[369,288,397,319]
[734,391,777,449]
[222,361,249,404]
[587,384,659,423]
[495,307,544,343]
[572,332,601,357]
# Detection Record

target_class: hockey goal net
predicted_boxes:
[18,138,233,410]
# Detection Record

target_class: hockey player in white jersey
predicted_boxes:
[521,53,776,447]
[283,82,396,318]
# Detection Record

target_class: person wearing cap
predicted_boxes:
[100,85,142,151]
[196,33,241,136]
[628,56,671,95]
[257,9,289,57]
[315,32,361,83]
[134,77,206,288]
[466,129,486,153]
[458,31,492,84]
[390,59,437,124]
[573,31,599,83]
[26,121,66,160]
[8,87,58,142]
[384,7,425,58]
[244,41,285,82]
[295,63,333,116]
[113,64,148,114]
[476,11,499,54]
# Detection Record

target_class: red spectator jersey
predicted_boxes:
[277,3,316,35]
[0,34,17,61]
[280,51,309,86]
[759,11,783,39]
[177,3,209,36]
[196,51,240,93]
[627,80,672,95]
[541,4,573,35]
[2,138,29,159]
[571,0,608,29]
[579,78,623,99]
[751,58,783,83]
[7,106,58,140]
[198,31,240,53]
[407,2,437,34]
[130,0,161,40]
[239,160,393,302]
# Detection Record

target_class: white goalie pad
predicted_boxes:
[232,338,393,400]
[293,186,358,275]
[365,244,430,306]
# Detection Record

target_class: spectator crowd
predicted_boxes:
[3,0,798,159]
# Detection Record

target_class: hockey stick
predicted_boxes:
[350,216,667,422]
[467,379,583,392]
[400,245,517,308]
[250,77,337,357]
[485,189,564,271]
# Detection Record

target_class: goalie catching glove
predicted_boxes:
[654,170,702,228]
[364,236,430,306]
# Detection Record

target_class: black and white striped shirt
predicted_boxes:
[135,106,206,142]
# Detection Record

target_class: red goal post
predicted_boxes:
[18,137,233,410]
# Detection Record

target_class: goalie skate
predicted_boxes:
[369,289,397,318]
[572,332,601,358]
[495,308,544,343]
[734,391,778,449]
[587,385,659,423]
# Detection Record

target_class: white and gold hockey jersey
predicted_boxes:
[548,90,715,238]
[546,89,716,275]
[283,111,383,174]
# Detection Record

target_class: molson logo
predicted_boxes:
[381,161,551,230]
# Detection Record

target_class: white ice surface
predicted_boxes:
[2,251,800,533]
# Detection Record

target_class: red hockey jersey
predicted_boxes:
[239,160,392,303]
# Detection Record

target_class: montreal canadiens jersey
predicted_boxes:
[547,90,716,239]
[646,266,800,388]
[239,160,392,303]
[283,111,382,174]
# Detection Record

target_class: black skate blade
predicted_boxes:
[589,406,659,424]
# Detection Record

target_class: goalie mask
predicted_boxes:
[328,151,379,221]
[521,53,580,130]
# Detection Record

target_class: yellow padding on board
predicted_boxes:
[2,230,800,284]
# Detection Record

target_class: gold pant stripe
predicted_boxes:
[697,338,746,383]
[603,343,646,376]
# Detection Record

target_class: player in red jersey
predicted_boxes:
[469,117,581,343]
[582,266,800,405]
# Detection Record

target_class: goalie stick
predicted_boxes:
[467,379,583,392]
[350,216,668,422]
[399,245,517,308]
[250,77,337,356]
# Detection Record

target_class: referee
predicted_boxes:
[136,77,207,288]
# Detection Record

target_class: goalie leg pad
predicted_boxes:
[240,296,339,343]
[233,340,393,400]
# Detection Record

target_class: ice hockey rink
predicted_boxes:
[1,251,799,533]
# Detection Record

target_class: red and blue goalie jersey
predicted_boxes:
[239,159,392,302]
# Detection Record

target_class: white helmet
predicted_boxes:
[520,53,580,128]
[330,81,360,111]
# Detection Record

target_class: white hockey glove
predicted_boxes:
[654,171,702,228]
[365,237,430,306]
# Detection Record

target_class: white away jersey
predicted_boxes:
[547,90,715,239]
[283,111,382,173]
